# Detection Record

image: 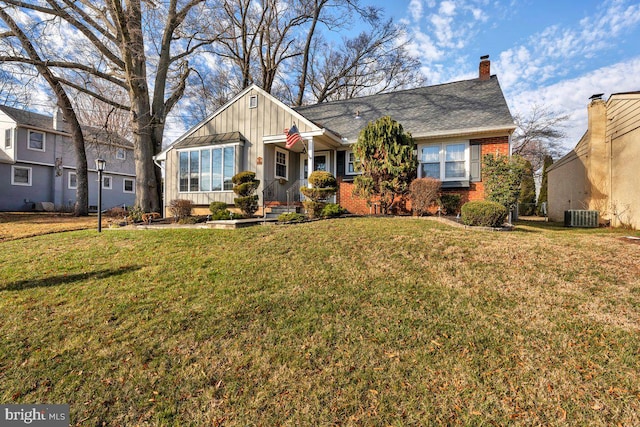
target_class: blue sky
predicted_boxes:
[367,0,640,150]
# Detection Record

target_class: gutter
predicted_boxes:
[153,155,166,217]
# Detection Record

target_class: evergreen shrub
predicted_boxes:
[461,200,508,227]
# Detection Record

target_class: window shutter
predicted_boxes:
[336,150,345,177]
[470,144,481,181]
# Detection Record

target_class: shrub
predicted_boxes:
[105,207,127,218]
[301,171,338,219]
[126,206,144,223]
[169,199,193,221]
[321,203,347,218]
[409,178,441,216]
[438,193,462,215]
[208,202,237,220]
[209,202,228,215]
[461,200,508,227]
[233,171,260,217]
[302,201,325,219]
[277,212,306,223]
[308,171,337,188]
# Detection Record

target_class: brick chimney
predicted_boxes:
[479,55,490,80]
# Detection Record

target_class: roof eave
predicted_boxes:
[412,125,516,141]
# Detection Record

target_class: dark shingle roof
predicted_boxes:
[0,105,132,147]
[173,132,245,149]
[0,105,53,130]
[295,76,515,141]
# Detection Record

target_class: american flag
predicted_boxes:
[285,124,302,149]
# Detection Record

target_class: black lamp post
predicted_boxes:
[96,158,106,232]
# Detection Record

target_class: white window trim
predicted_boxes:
[27,130,46,152]
[4,128,12,149]
[123,178,135,193]
[68,172,77,189]
[178,143,239,193]
[11,165,32,186]
[102,175,112,190]
[274,147,288,180]
[418,141,470,181]
[249,95,258,109]
[116,148,126,160]
[345,149,361,175]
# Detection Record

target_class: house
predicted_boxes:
[157,56,515,216]
[547,92,640,229]
[0,105,136,212]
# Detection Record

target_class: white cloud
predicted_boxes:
[507,57,640,152]
[408,0,423,22]
[439,0,456,15]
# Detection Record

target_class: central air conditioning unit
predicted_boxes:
[564,210,599,228]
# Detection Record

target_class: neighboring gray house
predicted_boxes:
[0,105,136,211]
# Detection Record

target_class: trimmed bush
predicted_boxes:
[308,171,337,188]
[321,203,347,218]
[301,171,338,219]
[302,201,325,219]
[169,199,193,221]
[234,196,259,217]
[277,212,306,223]
[461,200,508,227]
[232,171,260,217]
[438,193,462,215]
[410,178,441,216]
[209,202,228,215]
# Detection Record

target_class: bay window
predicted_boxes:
[179,145,236,192]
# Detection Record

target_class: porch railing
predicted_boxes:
[262,179,307,204]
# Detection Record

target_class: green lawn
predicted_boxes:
[0,218,638,426]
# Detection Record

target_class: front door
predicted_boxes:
[300,151,334,202]
[300,151,330,181]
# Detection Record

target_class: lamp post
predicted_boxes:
[95,158,106,232]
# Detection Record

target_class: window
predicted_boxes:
[116,148,126,160]
[28,130,45,151]
[419,142,469,181]
[275,148,288,179]
[68,172,77,189]
[249,95,258,109]
[4,128,11,149]
[346,150,361,175]
[102,175,112,189]
[11,166,31,186]
[179,145,236,192]
[123,178,134,193]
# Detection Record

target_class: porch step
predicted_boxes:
[265,205,301,218]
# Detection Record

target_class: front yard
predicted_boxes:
[0,217,638,426]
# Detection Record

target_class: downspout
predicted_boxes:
[153,155,165,217]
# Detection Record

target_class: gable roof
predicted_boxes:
[0,104,132,147]
[295,76,515,141]
[0,105,53,130]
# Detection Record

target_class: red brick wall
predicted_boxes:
[336,136,510,215]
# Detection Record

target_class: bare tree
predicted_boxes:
[512,105,569,172]
[0,0,218,213]
[0,7,90,216]
[307,20,424,103]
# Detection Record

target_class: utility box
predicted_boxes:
[564,210,599,228]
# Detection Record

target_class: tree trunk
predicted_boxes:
[0,8,89,215]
